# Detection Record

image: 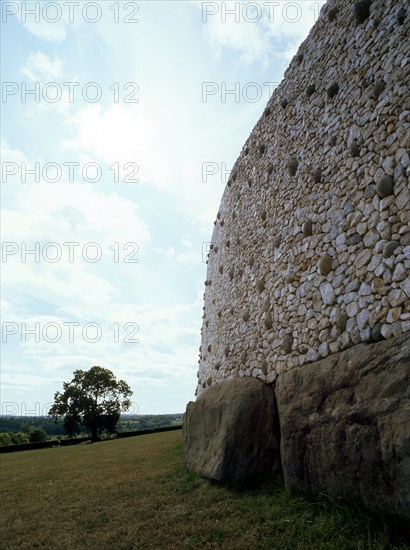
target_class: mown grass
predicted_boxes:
[0,430,408,549]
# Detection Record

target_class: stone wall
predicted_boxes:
[197,0,410,396]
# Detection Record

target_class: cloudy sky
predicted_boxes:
[1,0,325,415]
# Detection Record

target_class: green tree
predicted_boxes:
[0,433,13,446]
[48,366,133,442]
[29,427,48,443]
[20,422,32,434]
[10,432,30,444]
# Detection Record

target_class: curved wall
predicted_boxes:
[197,0,410,395]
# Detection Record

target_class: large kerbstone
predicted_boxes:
[183,376,280,483]
[275,333,410,520]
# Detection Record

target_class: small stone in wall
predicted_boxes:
[320,282,336,305]
[264,316,273,330]
[208,344,212,352]
[303,220,313,237]
[381,158,395,178]
[306,348,319,362]
[376,175,394,198]
[394,162,405,181]
[264,106,271,117]
[396,6,406,25]
[306,84,316,97]
[240,350,248,363]
[350,140,360,157]
[328,7,338,21]
[319,341,329,357]
[282,334,293,353]
[365,184,376,198]
[274,235,282,248]
[357,310,370,330]
[399,278,410,297]
[353,0,371,24]
[383,241,400,258]
[381,324,393,339]
[288,158,298,176]
[313,168,322,183]
[388,289,406,308]
[286,265,296,283]
[387,308,402,324]
[327,83,339,98]
[373,81,386,99]
[319,254,333,275]
[358,282,372,296]
[257,278,265,292]
[243,312,250,322]
[261,360,268,375]
[299,343,309,354]
[346,301,359,318]
[371,324,384,342]
[281,98,288,108]
[347,233,362,246]
[337,312,348,332]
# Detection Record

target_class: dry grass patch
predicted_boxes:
[0,430,408,549]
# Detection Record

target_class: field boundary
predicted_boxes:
[0,425,182,453]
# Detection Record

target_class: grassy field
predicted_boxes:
[0,430,408,550]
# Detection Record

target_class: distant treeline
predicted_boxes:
[0,416,63,436]
[0,414,184,445]
[117,414,183,432]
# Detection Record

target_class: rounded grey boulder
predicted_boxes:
[183,377,280,484]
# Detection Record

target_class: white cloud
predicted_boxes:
[21,52,64,81]
[12,0,67,43]
[199,0,326,64]
[1,172,152,326]
[2,178,151,244]
[62,103,171,188]
[60,101,230,237]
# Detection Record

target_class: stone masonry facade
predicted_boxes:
[197,0,410,396]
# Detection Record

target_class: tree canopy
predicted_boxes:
[48,366,133,441]
[29,427,48,443]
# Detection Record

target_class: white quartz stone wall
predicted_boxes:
[197,0,410,396]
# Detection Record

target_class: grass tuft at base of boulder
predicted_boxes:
[0,430,408,549]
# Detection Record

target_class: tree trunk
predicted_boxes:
[91,425,98,442]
